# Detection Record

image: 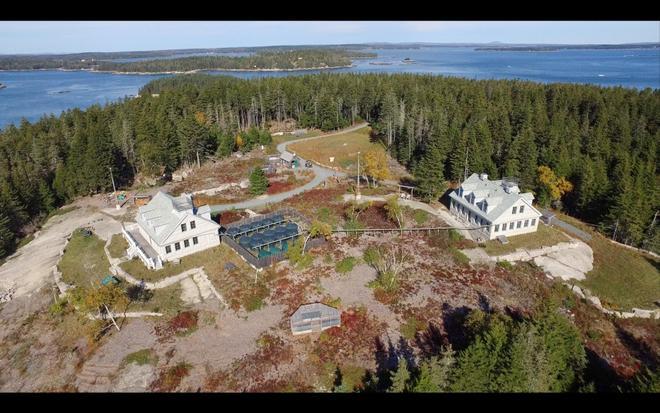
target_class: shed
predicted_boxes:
[134,194,152,207]
[280,151,296,167]
[290,303,341,335]
[541,211,556,225]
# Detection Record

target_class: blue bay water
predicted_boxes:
[1,47,658,129]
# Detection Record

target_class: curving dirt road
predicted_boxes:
[208,123,366,213]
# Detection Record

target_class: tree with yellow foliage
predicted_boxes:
[363,149,390,187]
[235,134,244,149]
[194,111,207,125]
[536,165,574,208]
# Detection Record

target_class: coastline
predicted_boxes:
[0,64,354,75]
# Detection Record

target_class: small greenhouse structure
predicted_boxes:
[290,303,341,335]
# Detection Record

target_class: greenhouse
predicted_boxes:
[290,303,341,335]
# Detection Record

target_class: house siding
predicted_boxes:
[449,176,542,240]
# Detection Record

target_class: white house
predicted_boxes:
[122,191,220,269]
[448,173,542,241]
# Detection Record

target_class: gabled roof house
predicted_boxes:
[122,191,220,269]
[449,173,542,241]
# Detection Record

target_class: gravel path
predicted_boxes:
[208,123,366,214]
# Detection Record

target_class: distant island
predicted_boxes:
[475,42,660,52]
[0,48,376,73]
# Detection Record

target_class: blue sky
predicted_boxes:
[0,21,658,54]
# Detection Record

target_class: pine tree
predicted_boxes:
[249,167,268,195]
[411,346,455,392]
[0,212,14,258]
[388,358,411,392]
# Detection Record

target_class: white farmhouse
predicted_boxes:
[122,191,220,269]
[448,173,542,241]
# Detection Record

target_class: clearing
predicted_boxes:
[287,126,384,173]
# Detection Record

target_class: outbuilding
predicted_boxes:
[290,303,341,335]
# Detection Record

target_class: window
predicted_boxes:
[509,222,514,230]
[190,220,196,230]
[524,220,529,227]
[494,224,500,232]
[165,245,171,254]
[181,223,187,232]
[519,205,525,214]
[192,237,198,245]
[512,206,517,214]
[531,218,536,226]
[517,221,522,229]
[175,242,180,251]
[184,239,190,248]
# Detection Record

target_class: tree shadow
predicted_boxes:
[438,187,454,209]
[614,324,659,370]
[583,347,626,392]
[373,335,398,391]
[477,292,492,313]
[414,304,473,357]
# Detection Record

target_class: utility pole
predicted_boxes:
[109,167,119,210]
[356,151,361,200]
[463,144,469,182]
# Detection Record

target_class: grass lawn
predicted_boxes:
[287,127,385,173]
[578,233,660,311]
[483,223,569,256]
[121,348,159,367]
[128,283,185,316]
[119,244,248,282]
[59,229,112,287]
[107,234,128,259]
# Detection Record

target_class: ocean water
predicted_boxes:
[1,47,658,129]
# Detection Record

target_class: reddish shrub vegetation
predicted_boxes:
[219,210,245,225]
[313,307,384,366]
[154,311,199,341]
[266,180,296,195]
[358,203,397,229]
[150,362,191,392]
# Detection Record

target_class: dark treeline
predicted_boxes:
[0,73,658,258]
[0,49,375,72]
[96,50,374,73]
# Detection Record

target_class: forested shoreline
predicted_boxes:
[0,72,658,259]
[0,49,375,72]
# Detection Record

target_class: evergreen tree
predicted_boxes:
[0,212,14,257]
[249,167,268,195]
[388,358,411,392]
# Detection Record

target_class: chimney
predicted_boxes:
[480,173,488,181]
